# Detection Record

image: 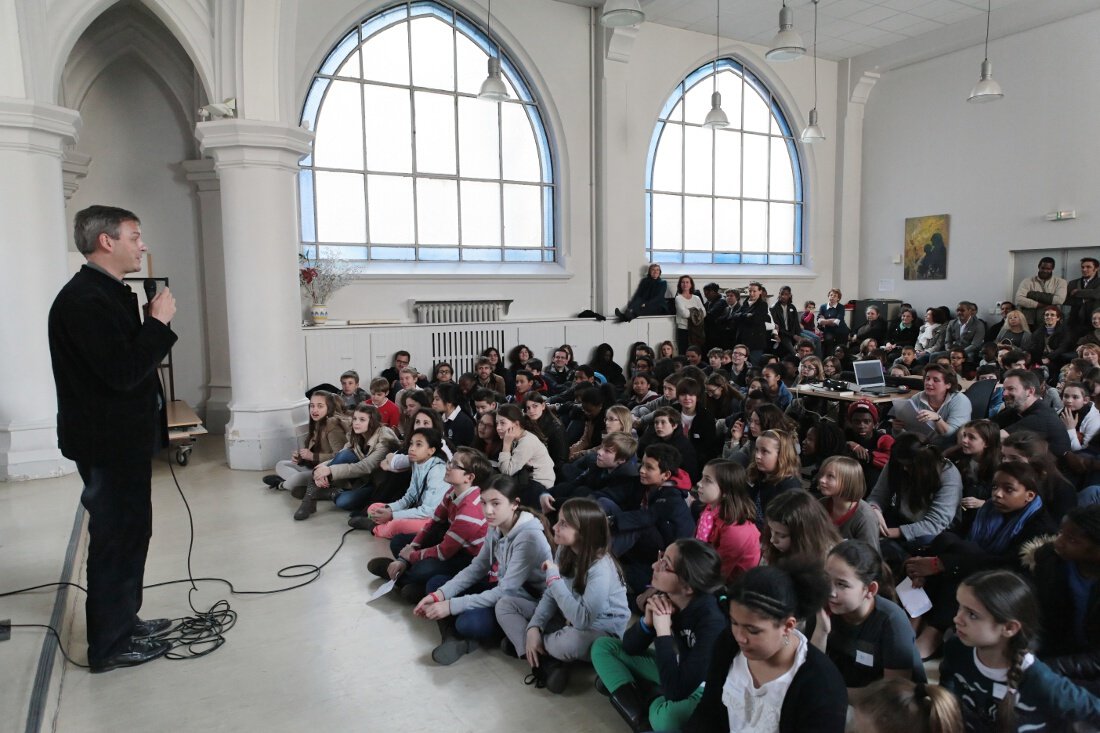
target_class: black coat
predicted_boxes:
[1031,541,1100,681]
[49,266,177,465]
[685,630,848,733]
[733,299,771,352]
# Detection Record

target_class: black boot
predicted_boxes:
[293,486,317,520]
[609,683,651,732]
[432,618,476,665]
[541,656,569,694]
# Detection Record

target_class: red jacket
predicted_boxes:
[407,485,488,562]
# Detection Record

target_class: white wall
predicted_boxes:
[64,60,207,413]
[859,9,1100,313]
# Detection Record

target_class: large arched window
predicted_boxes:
[299,1,555,263]
[646,59,804,265]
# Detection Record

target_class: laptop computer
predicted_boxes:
[852,359,904,395]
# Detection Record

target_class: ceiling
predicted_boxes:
[555,0,1100,64]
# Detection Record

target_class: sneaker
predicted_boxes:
[367,557,392,578]
[348,515,376,531]
[262,474,282,488]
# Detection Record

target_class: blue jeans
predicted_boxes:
[334,483,376,511]
[1079,485,1100,506]
[426,576,499,640]
[389,534,472,589]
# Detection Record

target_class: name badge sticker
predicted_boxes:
[855,650,874,667]
[992,683,1008,700]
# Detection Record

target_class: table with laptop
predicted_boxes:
[792,359,917,426]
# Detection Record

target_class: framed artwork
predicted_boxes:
[904,214,949,280]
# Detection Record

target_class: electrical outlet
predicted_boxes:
[0,619,10,642]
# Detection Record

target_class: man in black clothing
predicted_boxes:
[770,285,801,357]
[48,205,177,672]
[701,282,728,350]
[1066,257,1100,339]
[379,350,411,389]
[994,368,1070,456]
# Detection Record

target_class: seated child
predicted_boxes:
[366,447,492,603]
[541,431,639,514]
[368,376,400,429]
[414,475,553,665]
[363,427,449,539]
[693,459,760,582]
[496,497,631,694]
[338,370,368,410]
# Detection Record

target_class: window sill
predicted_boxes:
[347,261,572,281]
[672,264,819,279]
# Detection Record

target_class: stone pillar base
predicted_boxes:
[0,421,76,481]
[224,400,308,470]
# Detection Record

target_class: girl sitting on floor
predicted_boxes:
[496,497,630,694]
[817,455,880,548]
[362,427,449,539]
[850,678,963,733]
[268,390,347,495]
[694,459,760,582]
[762,489,841,566]
[414,474,553,666]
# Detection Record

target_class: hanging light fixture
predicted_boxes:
[600,0,645,28]
[702,0,728,129]
[766,1,805,62]
[968,0,1003,103]
[478,0,509,102]
[801,0,824,143]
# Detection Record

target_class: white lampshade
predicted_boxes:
[766,5,805,62]
[800,108,824,143]
[703,92,729,129]
[967,59,1004,103]
[601,0,645,28]
[478,57,509,102]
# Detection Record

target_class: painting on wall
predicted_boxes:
[904,214,950,280]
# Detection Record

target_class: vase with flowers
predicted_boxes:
[299,253,353,325]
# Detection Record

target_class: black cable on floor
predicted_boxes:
[1,452,360,666]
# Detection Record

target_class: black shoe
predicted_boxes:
[89,638,171,673]
[262,474,281,487]
[399,583,425,604]
[132,618,172,639]
[541,657,569,694]
[595,676,611,697]
[594,312,607,322]
[348,515,376,531]
[609,684,651,732]
[367,557,392,579]
[500,636,518,658]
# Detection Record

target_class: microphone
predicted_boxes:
[144,278,158,303]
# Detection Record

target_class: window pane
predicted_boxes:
[457,97,500,179]
[315,172,365,243]
[417,178,458,244]
[770,137,794,201]
[742,134,769,199]
[652,194,682,250]
[414,91,456,175]
[666,98,684,122]
[410,17,455,91]
[716,70,742,129]
[363,23,409,86]
[714,129,741,197]
[683,78,712,127]
[743,200,767,252]
[743,86,770,133]
[336,49,362,79]
[683,126,712,196]
[769,203,794,252]
[715,199,740,252]
[503,184,541,246]
[464,248,502,262]
[652,123,682,192]
[364,85,411,173]
[313,81,363,169]
[299,171,315,242]
[419,247,460,261]
[501,104,540,182]
[367,174,414,244]
[684,197,712,251]
[455,32,487,95]
[461,181,501,246]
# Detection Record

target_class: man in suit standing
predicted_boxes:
[48,205,177,672]
[1065,257,1100,339]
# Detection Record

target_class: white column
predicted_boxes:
[0,99,81,480]
[194,119,313,470]
[182,159,231,434]
[833,69,879,298]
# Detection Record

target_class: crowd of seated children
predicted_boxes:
[265,390,348,495]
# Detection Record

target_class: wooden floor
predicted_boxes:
[1,437,621,733]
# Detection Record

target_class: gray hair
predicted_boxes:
[73,205,139,255]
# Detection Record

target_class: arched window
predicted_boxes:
[646,59,804,265]
[299,1,555,263]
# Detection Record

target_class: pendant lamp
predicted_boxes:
[478,0,509,102]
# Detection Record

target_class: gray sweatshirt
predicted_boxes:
[529,550,630,637]
[438,511,553,615]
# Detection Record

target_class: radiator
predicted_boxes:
[412,299,511,324]
[432,328,507,376]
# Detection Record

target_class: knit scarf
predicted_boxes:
[967,496,1044,554]
[696,504,718,543]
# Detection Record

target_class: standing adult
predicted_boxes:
[770,285,801,357]
[617,263,670,322]
[1066,257,1100,339]
[1015,256,1067,329]
[817,288,849,357]
[701,282,728,351]
[48,205,178,672]
[673,275,705,355]
[733,281,772,365]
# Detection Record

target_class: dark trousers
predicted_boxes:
[389,533,473,589]
[77,459,153,664]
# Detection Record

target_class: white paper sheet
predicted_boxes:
[896,577,934,618]
[367,579,397,603]
[890,398,936,436]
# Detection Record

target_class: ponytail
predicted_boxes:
[851,678,963,733]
